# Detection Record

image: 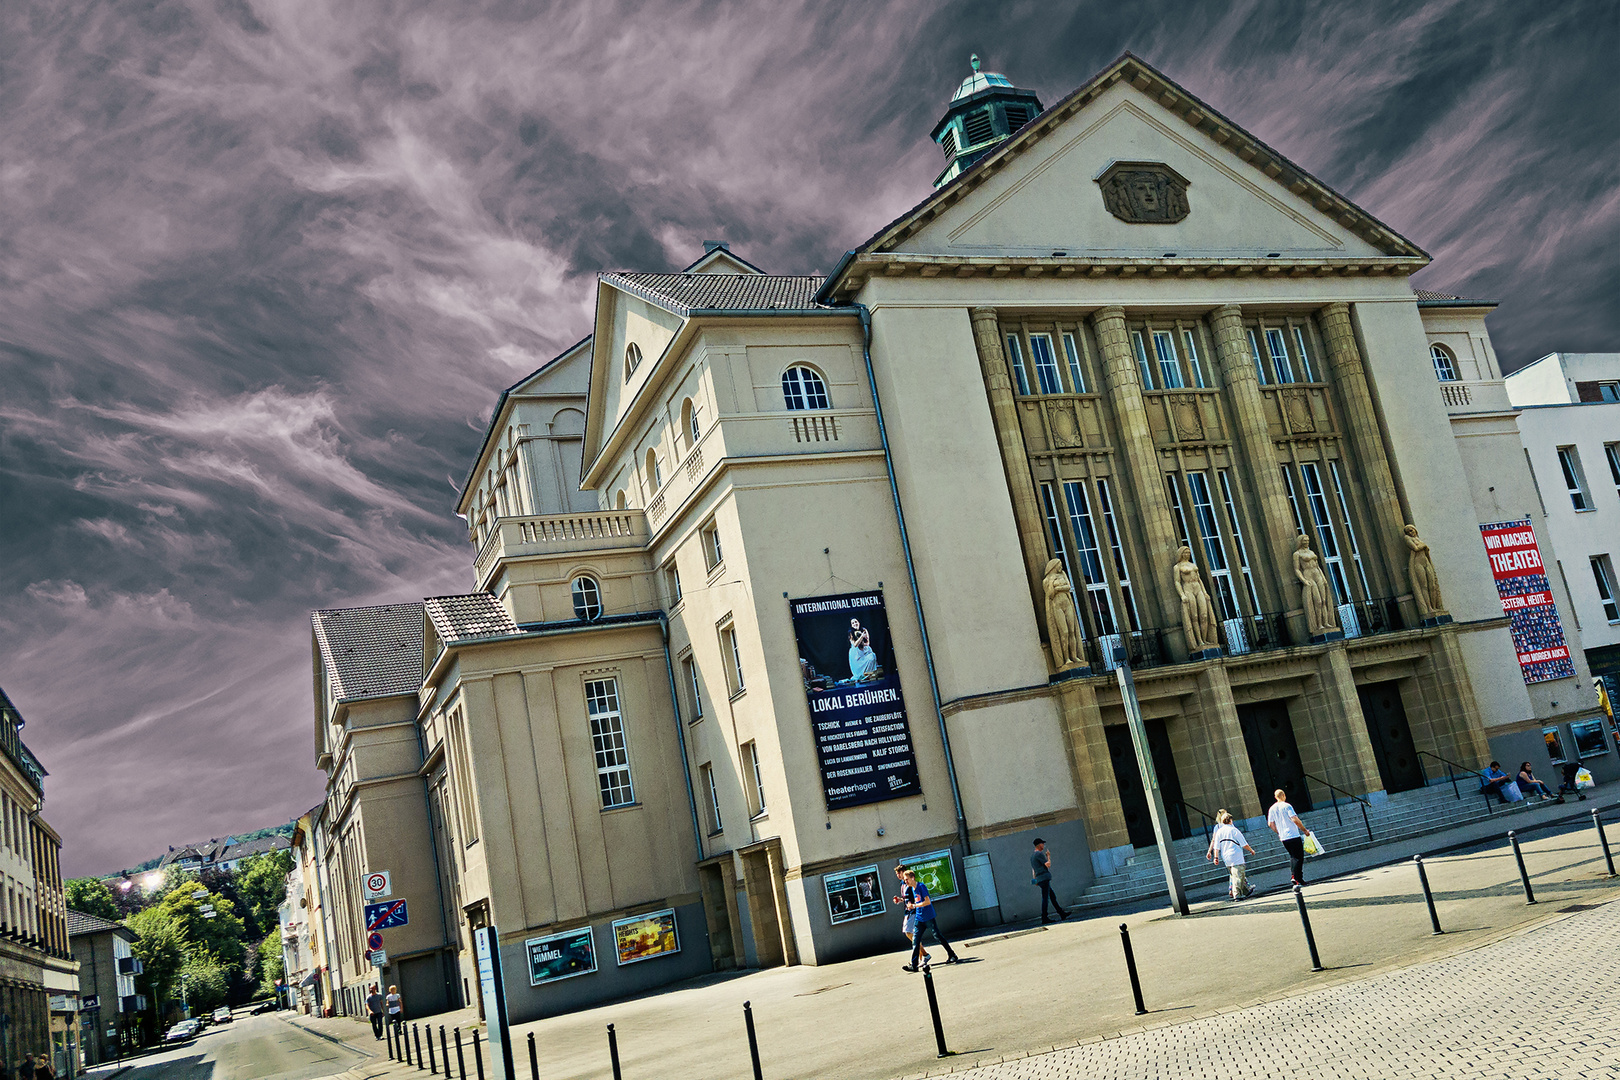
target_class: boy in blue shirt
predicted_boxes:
[901,869,960,971]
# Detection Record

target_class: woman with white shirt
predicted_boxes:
[1206,810,1256,900]
[1266,788,1312,886]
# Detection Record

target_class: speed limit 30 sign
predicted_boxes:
[362,871,392,901]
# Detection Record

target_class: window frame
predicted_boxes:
[1061,332,1087,393]
[664,561,682,606]
[680,653,703,722]
[1004,334,1031,396]
[720,619,746,697]
[624,343,642,381]
[571,575,603,622]
[1298,462,1354,605]
[1558,446,1592,511]
[1151,330,1185,390]
[701,763,723,834]
[1130,331,1157,390]
[782,364,831,411]
[1264,327,1295,384]
[1027,333,1064,395]
[1605,443,1620,499]
[586,678,635,810]
[1247,329,1269,386]
[1430,343,1458,382]
[1185,471,1242,621]
[701,519,724,573]
[744,741,766,816]
[1095,477,1142,631]
[1592,555,1620,623]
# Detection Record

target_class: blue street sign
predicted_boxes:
[364,899,409,931]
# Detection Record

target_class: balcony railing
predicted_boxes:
[1438,378,1511,415]
[473,510,649,588]
[1087,629,1166,672]
[1339,597,1405,640]
[1220,612,1293,655]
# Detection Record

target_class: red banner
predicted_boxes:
[1479,518,1575,683]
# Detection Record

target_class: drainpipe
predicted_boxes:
[854,304,970,855]
[657,614,708,859]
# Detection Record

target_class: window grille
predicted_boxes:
[587,679,635,809]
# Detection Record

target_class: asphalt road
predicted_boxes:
[90,1014,366,1080]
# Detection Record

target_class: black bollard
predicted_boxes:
[527,1030,539,1080]
[404,1022,414,1066]
[1595,810,1617,877]
[1508,830,1537,904]
[1118,923,1147,1015]
[1414,856,1443,935]
[1292,884,1324,971]
[473,1030,485,1080]
[387,1019,395,1060]
[455,1028,467,1080]
[441,1027,451,1080]
[415,1024,426,1071]
[607,1023,623,1080]
[921,966,950,1058]
[743,1001,763,1080]
[428,1024,437,1074]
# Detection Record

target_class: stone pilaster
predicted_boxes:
[1055,678,1130,872]
[1319,302,1405,589]
[1091,307,1180,636]
[968,308,1058,638]
[1208,305,1300,612]
[1302,644,1385,798]
[1187,665,1266,820]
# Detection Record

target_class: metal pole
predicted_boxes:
[606,1024,622,1080]
[1594,810,1616,877]
[1118,924,1147,1015]
[441,1027,451,1080]
[455,1028,467,1080]
[743,1001,763,1080]
[473,1030,485,1080]
[415,1025,425,1071]
[527,1031,538,1080]
[1292,884,1324,971]
[387,1019,394,1060]
[404,1022,413,1065]
[1414,856,1443,934]
[921,967,949,1058]
[428,1024,437,1074]
[1115,653,1189,915]
[1508,830,1537,904]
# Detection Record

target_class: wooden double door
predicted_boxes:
[1358,680,1427,794]
[1237,700,1313,814]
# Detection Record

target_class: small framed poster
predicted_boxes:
[898,850,958,901]
[526,927,597,985]
[823,865,885,925]
[1543,726,1566,765]
[1570,717,1610,758]
[611,909,680,966]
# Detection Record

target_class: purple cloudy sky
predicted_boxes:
[2,1,1615,876]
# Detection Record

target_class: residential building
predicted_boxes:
[155,833,291,875]
[311,52,1595,1019]
[68,911,140,1068]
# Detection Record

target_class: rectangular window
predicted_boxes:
[1292,325,1316,382]
[1299,463,1352,604]
[1187,471,1241,620]
[1063,480,1118,635]
[1131,331,1156,390]
[1095,478,1142,631]
[744,741,766,814]
[1281,466,1306,535]
[1061,333,1087,393]
[1605,443,1620,498]
[1182,329,1208,389]
[586,679,635,809]
[681,655,702,721]
[446,709,479,844]
[1151,331,1185,389]
[665,562,682,605]
[1028,334,1063,395]
[1248,330,1269,386]
[1328,461,1373,602]
[1265,328,1295,384]
[1005,334,1031,395]
[701,764,722,833]
[702,520,724,570]
[1165,474,1195,555]
[1593,555,1620,622]
[1040,483,1077,596]
[721,623,746,695]
[1559,447,1591,511]
[1543,726,1567,765]
[1218,470,1262,614]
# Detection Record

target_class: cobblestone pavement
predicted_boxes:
[936,900,1620,1080]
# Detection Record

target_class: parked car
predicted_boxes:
[212,1007,232,1023]
[250,1000,276,1015]
[165,1020,201,1043]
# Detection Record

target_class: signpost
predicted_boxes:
[1115,649,1189,916]
[363,872,392,901]
[364,899,409,931]
[367,932,384,952]
[474,927,514,1080]
[370,950,387,968]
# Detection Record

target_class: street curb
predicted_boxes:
[280,1013,377,1059]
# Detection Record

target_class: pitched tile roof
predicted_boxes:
[219,834,291,863]
[69,910,132,938]
[424,593,521,643]
[311,603,425,701]
[1415,289,1497,307]
[603,273,831,316]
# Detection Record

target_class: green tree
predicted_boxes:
[153,886,247,971]
[128,908,186,1034]
[64,878,120,921]
[257,934,284,997]
[161,866,200,896]
[179,956,228,1014]
[235,851,293,939]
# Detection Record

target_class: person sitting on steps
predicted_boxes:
[1480,761,1513,803]
[1516,761,1561,803]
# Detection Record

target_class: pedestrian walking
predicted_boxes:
[385,983,404,1040]
[19,1053,34,1080]
[1030,838,1069,923]
[366,984,386,1040]
[892,864,931,966]
[900,868,959,971]
[1206,810,1256,899]
[1266,788,1312,886]
[34,1055,53,1080]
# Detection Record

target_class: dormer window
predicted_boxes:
[624,343,642,381]
[572,576,602,621]
[782,366,830,411]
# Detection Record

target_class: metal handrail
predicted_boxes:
[1416,749,1497,813]
[1301,771,1374,841]
[1172,799,1219,842]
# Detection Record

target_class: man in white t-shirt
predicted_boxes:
[1266,788,1312,886]
[1206,810,1256,900]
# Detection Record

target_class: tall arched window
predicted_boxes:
[624,342,642,381]
[1430,343,1458,382]
[682,398,700,449]
[782,366,830,411]
[614,490,627,510]
[571,576,602,621]
[645,448,661,490]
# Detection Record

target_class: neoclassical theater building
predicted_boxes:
[310,54,1599,1019]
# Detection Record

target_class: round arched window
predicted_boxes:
[683,398,700,448]
[571,576,602,621]
[1429,344,1458,382]
[624,343,642,381]
[782,366,830,411]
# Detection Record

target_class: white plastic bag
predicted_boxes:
[1576,767,1595,790]
[1501,780,1524,802]
[1302,833,1326,857]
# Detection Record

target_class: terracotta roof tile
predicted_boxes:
[424,593,520,643]
[604,273,829,316]
[310,603,424,701]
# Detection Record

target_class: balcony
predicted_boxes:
[1438,378,1512,416]
[474,510,649,589]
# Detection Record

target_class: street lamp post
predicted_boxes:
[1114,649,1190,916]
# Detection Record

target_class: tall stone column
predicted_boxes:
[1091,307,1180,634]
[1208,305,1301,611]
[968,309,1058,634]
[1319,302,1406,587]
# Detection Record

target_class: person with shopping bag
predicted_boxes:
[1206,810,1256,900]
[1267,788,1313,886]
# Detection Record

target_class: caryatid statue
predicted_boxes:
[1042,559,1086,670]
[1173,545,1220,651]
[1293,533,1339,636]
[1403,524,1447,619]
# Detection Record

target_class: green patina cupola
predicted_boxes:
[929,54,1044,187]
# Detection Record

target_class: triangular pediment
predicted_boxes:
[828,54,1424,291]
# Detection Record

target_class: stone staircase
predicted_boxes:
[1072,780,1551,910]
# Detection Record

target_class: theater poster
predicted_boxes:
[789,590,921,810]
[1480,518,1576,684]
[526,927,597,985]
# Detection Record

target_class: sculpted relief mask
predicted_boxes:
[1096,161,1191,224]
